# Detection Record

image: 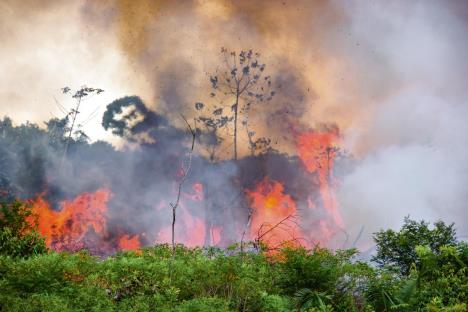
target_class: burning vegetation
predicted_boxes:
[1,1,468,310]
[22,125,345,254]
[0,50,348,255]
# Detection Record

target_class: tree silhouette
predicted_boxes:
[61,86,104,159]
[201,48,275,160]
[194,101,231,162]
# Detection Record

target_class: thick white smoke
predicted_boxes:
[336,0,468,248]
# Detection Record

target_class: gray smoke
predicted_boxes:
[336,0,468,248]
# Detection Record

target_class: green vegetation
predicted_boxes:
[0,202,466,311]
[0,200,47,258]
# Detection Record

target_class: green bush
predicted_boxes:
[0,200,47,258]
[0,217,465,311]
[174,298,231,312]
[372,217,457,275]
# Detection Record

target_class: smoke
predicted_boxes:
[335,0,468,247]
[1,0,468,249]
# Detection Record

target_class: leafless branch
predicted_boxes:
[170,114,196,255]
[240,208,253,252]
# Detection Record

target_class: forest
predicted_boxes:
[0,50,467,311]
[2,0,468,310]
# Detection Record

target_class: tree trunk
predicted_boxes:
[62,96,81,164]
[172,204,176,252]
[234,90,239,160]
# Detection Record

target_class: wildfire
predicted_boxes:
[118,234,141,251]
[296,129,344,237]
[246,177,302,248]
[27,130,346,253]
[30,189,110,251]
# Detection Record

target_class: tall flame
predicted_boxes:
[246,177,302,248]
[30,188,111,252]
[118,234,141,251]
[296,129,344,241]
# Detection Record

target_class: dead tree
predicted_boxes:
[207,48,274,160]
[240,208,253,252]
[170,115,196,255]
[60,86,103,162]
[253,214,305,252]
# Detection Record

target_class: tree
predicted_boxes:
[0,200,47,258]
[204,48,275,160]
[244,121,271,156]
[45,117,69,146]
[170,116,196,255]
[194,101,231,162]
[372,217,457,275]
[61,86,104,159]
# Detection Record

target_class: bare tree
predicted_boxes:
[240,208,253,252]
[60,86,104,161]
[206,48,275,160]
[194,102,231,162]
[253,214,305,252]
[170,115,196,255]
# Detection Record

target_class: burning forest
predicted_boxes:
[0,84,347,255]
[1,2,468,311]
[1,0,468,255]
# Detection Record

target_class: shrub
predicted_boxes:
[0,200,47,258]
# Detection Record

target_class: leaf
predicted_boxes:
[210,76,218,89]
[195,102,204,110]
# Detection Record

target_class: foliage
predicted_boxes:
[197,48,275,160]
[372,216,457,275]
[0,215,466,311]
[0,200,47,258]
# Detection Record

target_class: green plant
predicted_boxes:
[372,217,457,275]
[0,200,47,258]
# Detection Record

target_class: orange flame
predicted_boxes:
[246,177,302,248]
[118,234,141,251]
[30,188,111,251]
[296,129,344,239]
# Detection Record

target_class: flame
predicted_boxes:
[246,177,302,248]
[30,188,111,252]
[211,226,222,246]
[296,129,344,239]
[118,234,141,251]
[27,132,346,253]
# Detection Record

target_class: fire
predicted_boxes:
[26,130,346,253]
[296,129,344,236]
[246,177,302,248]
[118,234,141,251]
[30,188,111,252]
